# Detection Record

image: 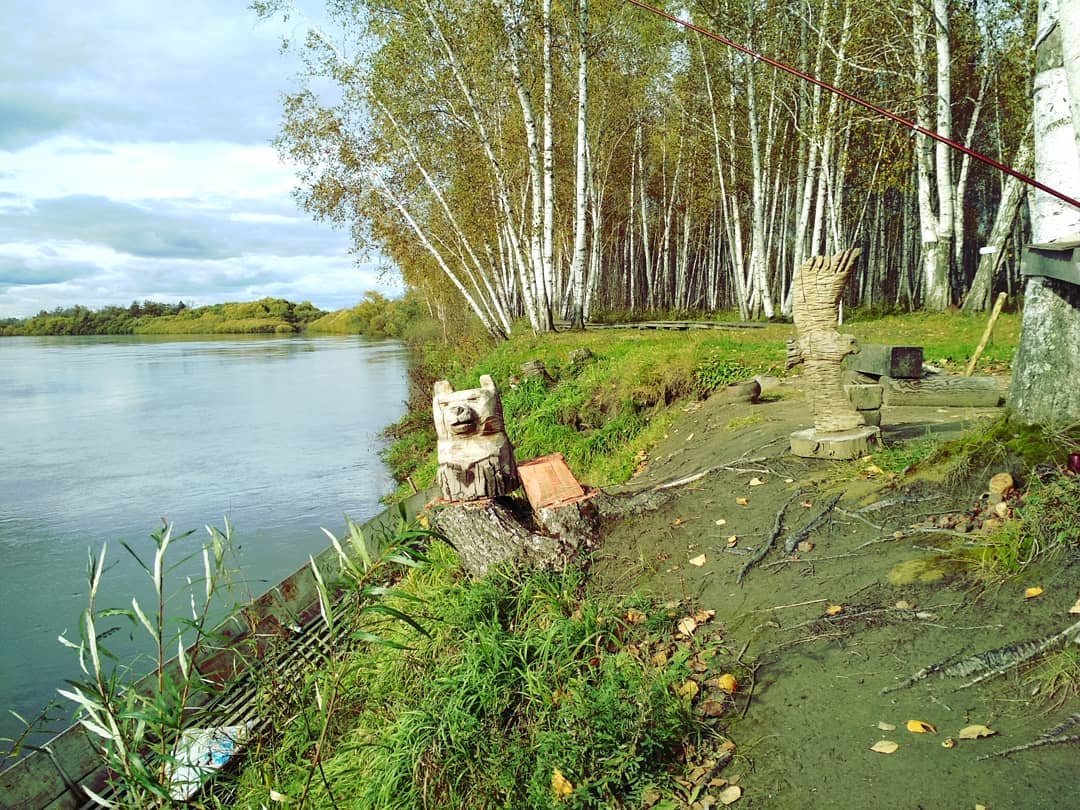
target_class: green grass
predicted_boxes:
[230,544,736,809]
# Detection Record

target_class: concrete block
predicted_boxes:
[848,345,923,378]
[844,384,883,410]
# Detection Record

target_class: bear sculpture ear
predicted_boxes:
[479,374,496,391]
[433,380,453,397]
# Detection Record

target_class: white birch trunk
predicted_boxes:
[569,0,589,329]
[1009,0,1080,424]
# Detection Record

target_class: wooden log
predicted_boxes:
[848,344,924,379]
[880,375,1007,407]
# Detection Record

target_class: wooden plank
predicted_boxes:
[848,345,924,379]
[880,375,1007,407]
[518,453,586,509]
[0,748,73,809]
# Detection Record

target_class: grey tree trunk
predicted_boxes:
[1008,0,1080,425]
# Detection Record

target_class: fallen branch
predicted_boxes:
[783,493,842,554]
[856,526,974,550]
[978,713,1080,760]
[855,494,947,514]
[763,551,868,568]
[881,619,1080,694]
[737,493,800,585]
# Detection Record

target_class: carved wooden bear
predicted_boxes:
[433,375,520,502]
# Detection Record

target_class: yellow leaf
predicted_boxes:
[736,497,749,506]
[677,616,698,637]
[1071,596,1080,614]
[269,790,290,803]
[673,517,684,527]
[877,721,896,731]
[941,737,956,748]
[825,604,843,616]
[689,554,707,567]
[652,649,669,667]
[718,784,742,805]
[726,535,739,547]
[1024,586,1044,599]
[958,724,997,740]
[552,768,574,798]
[625,609,647,625]
[693,608,716,623]
[678,679,700,700]
[871,740,899,754]
[715,673,738,694]
[749,477,765,486]
[714,518,727,526]
[864,464,884,475]
[906,719,937,734]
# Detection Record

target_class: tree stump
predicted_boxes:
[790,249,881,458]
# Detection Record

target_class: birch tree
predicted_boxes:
[1008,0,1080,424]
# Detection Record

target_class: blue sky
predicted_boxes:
[0,1,396,318]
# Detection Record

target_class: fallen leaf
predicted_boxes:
[800,500,814,508]
[717,785,742,805]
[678,679,700,700]
[825,604,843,616]
[749,477,765,486]
[726,535,739,547]
[673,517,684,527]
[864,464,885,476]
[715,518,728,527]
[784,478,795,483]
[269,790,290,803]
[797,541,814,553]
[958,724,997,740]
[736,497,749,506]
[941,737,956,748]
[976,805,986,810]
[906,719,937,734]
[1024,586,1044,600]
[700,699,726,717]
[652,649,669,667]
[715,673,738,693]
[877,721,896,731]
[625,609,647,625]
[871,740,899,754]
[689,554,708,567]
[686,433,694,441]
[678,616,698,637]
[693,609,717,623]
[1071,596,1080,614]
[894,600,912,610]
[552,768,574,798]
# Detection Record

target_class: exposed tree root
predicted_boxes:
[881,619,1080,694]
[737,493,799,585]
[783,493,842,554]
[977,713,1080,760]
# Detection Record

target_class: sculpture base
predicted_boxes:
[790,426,881,460]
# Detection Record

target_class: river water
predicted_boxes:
[0,335,410,746]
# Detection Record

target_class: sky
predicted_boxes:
[0,1,397,319]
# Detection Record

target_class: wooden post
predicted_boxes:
[964,292,1007,377]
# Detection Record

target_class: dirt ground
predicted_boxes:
[590,379,1079,810]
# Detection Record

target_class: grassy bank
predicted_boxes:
[383,311,1021,501]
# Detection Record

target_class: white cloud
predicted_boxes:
[0,1,396,320]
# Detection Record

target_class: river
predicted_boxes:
[0,335,410,747]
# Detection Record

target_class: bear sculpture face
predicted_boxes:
[432,375,519,501]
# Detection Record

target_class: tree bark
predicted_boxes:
[1009,0,1080,425]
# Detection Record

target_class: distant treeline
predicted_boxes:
[0,292,418,338]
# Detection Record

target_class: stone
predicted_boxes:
[433,375,519,502]
[844,384,884,410]
[847,344,924,379]
[860,409,882,426]
[790,426,882,460]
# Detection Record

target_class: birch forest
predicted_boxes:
[256,0,1036,337]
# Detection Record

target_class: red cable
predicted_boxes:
[626,0,1080,211]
